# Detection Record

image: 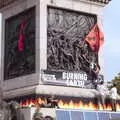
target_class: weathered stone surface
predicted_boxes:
[0,0,108,98]
[0,0,112,10]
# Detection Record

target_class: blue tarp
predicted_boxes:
[56,109,120,120]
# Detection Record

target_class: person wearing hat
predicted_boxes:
[110,83,117,111]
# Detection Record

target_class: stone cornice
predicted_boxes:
[87,0,111,4]
[0,0,112,10]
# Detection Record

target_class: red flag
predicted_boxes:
[85,24,104,53]
[18,21,26,51]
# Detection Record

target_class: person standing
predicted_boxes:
[33,102,44,120]
[46,95,59,108]
[97,81,106,110]
[110,83,117,112]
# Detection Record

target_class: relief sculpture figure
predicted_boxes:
[47,8,99,81]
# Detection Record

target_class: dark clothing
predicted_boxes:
[111,99,116,112]
[46,97,52,105]
[46,97,59,108]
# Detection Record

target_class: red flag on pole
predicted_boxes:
[85,24,104,53]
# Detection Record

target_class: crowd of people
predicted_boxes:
[0,84,119,120]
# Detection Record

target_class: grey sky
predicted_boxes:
[104,1,120,81]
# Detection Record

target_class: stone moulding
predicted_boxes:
[0,0,18,9]
[0,0,112,10]
[87,0,111,4]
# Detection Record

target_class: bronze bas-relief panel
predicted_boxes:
[4,7,36,80]
[47,7,98,80]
